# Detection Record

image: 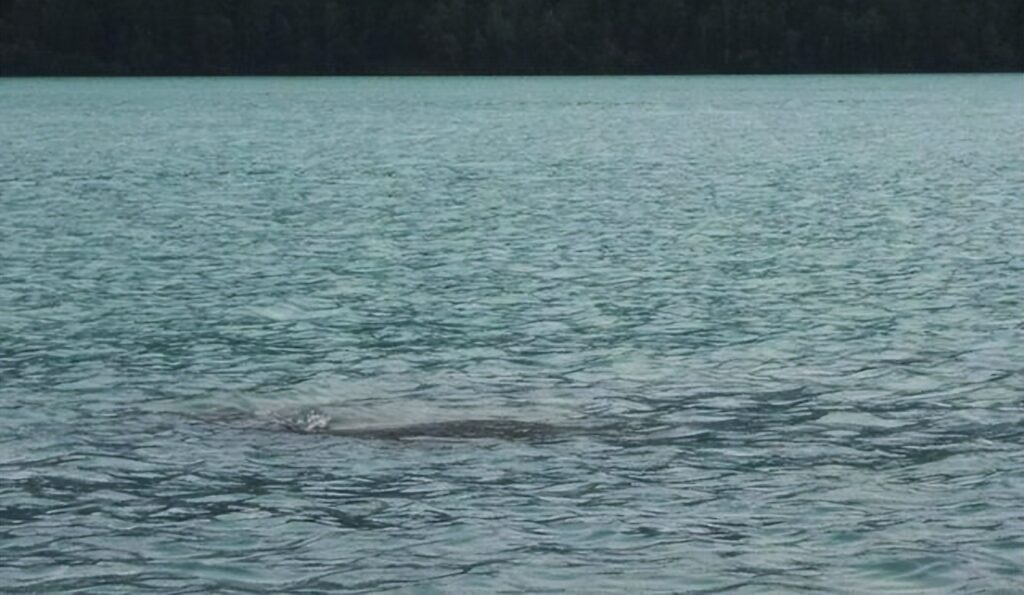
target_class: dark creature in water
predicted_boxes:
[284,417,570,441]
[191,408,588,442]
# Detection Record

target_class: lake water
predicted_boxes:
[1,75,1023,592]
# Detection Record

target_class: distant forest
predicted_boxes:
[2,0,1022,75]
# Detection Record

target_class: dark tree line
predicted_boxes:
[2,0,1021,75]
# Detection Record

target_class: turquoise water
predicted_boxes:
[2,75,1023,592]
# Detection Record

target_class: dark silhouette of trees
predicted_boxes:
[1,0,1021,75]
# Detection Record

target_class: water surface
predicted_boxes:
[2,75,1023,592]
